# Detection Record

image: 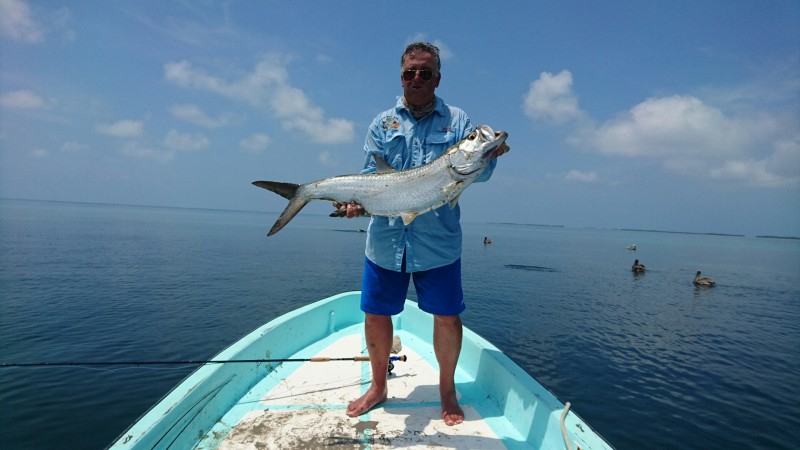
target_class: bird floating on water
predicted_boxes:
[627,244,637,251]
[694,271,715,286]
[483,236,492,245]
[632,259,646,274]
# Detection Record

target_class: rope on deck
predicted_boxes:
[561,401,574,450]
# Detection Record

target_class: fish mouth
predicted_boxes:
[478,126,508,158]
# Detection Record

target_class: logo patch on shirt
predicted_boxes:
[381,116,401,130]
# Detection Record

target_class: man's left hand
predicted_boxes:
[492,131,510,158]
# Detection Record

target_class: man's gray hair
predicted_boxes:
[401,42,441,72]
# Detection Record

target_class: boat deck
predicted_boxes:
[110,294,612,450]
[195,324,516,449]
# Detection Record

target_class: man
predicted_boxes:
[336,42,508,426]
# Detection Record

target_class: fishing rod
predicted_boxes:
[0,355,407,368]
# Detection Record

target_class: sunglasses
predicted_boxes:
[402,69,434,82]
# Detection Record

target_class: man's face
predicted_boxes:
[401,52,440,107]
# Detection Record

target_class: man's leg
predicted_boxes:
[346,312,393,417]
[434,314,464,426]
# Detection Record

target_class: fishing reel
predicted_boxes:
[387,354,407,376]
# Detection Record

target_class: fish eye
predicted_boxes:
[468,132,476,140]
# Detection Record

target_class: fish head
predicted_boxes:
[449,125,508,176]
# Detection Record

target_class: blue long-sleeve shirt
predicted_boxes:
[362,96,497,272]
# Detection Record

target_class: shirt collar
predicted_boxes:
[395,96,445,117]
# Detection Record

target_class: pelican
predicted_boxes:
[632,259,645,273]
[694,271,715,286]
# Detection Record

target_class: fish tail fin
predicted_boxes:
[253,181,299,200]
[252,181,309,236]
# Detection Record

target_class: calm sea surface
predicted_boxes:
[1,199,798,449]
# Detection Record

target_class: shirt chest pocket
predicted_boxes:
[423,131,456,164]
[383,130,407,169]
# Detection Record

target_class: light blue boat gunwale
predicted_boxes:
[108,291,614,450]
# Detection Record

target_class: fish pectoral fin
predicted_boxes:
[442,182,463,208]
[373,155,396,173]
[442,180,463,194]
[401,212,418,225]
[448,194,462,209]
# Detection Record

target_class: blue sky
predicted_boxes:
[1,0,798,236]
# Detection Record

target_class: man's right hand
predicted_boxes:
[332,201,365,219]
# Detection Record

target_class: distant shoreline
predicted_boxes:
[492,222,565,229]
[620,228,799,240]
[486,220,799,240]
[0,197,266,216]
[3,198,798,240]
[619,228,745,238]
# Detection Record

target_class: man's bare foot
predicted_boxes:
[441,390,464,426]
[346,385,387,417]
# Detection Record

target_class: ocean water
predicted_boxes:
[1,199,798,450]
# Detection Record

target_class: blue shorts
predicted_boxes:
[361,256,465,316]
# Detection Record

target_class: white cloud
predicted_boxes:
[318,150,337,167]
[50,6,74,42]
[524,70,797,189]
[117,133,206,163]
[0,0,45,43]
[0,1,72,43]
[589,95,765,158]
[119,141,173,163]
[0,89,49,108]
[406,34,453,61]
[100,125,207,163]
[163,57,290,105]
[169,104,237,128]
[710,160,797,187]
[96,119,144,138]
[31,147,48,158]
[163,130,209,152]
[710,135,800,187]
[523,71,584,124]
[564,170,600,183]
[163,56,355,144]
[239,133,271,153]
[769,135,800,173]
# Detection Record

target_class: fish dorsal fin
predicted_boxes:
[373,155,396,173]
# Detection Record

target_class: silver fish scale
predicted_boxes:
[299,154,468,217]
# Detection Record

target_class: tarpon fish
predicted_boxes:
[253,124,508,236]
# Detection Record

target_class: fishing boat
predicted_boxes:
[109,292,614,449]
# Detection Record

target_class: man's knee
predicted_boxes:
[434,314,462,329]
